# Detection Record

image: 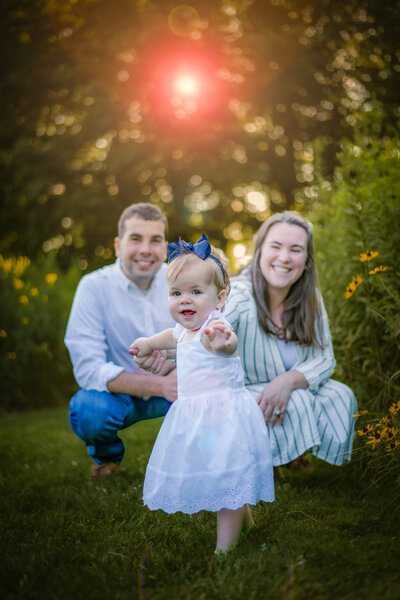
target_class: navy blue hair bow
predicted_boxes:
[167,234,225,277]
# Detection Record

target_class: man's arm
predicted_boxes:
[65,274,176,398]
[106,369,177,402]
[65,276,127,390]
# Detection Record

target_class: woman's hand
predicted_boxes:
[257,370,308,426]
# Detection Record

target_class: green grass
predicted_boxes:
[1,407,399,600]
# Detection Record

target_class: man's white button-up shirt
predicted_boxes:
[65,260,174,392]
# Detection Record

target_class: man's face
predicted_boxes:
[114,216,167,290]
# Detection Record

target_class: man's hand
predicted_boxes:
[159,370,177,402]
[134,349,175,375]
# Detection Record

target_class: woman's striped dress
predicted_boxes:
[225,278,357,467]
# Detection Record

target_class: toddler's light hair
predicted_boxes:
[167,244,231,297]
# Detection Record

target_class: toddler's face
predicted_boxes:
[168,260,226,332]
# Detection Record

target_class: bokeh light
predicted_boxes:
[168,5,200,37]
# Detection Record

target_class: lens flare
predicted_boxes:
[173,74,197,95]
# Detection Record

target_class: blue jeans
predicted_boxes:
[69,389,172,465]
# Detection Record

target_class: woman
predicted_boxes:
[225,211,357,467]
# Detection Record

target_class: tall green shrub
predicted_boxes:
[0,253,80,410]
[309,121,400,411]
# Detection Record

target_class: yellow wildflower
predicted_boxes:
[369,265,388,275]
[12,278,24,290]
[359,250,379,262]
[344,274,362,299]
[389,401,400,416]
[0,255,13,275]
[0,255,30,276]
[381,427,399,441]
[19,294,29,305]
[0,329,7,338]
[5,351,16,359]
[353,410,368,418]
[21,316,29,325]
[366,430,383,448]
[386,440,400,453]
[45,273,58,285]
[30,287,39,296]
[378,415,393,427]
[13,256,30,276]
[357,424,374,436]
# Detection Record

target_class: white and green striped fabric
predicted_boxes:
[225,278,357,467]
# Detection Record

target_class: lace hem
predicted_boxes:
[143,465,275,514]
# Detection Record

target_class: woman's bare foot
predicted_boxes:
[288,455,314,471]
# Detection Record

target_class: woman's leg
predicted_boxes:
[216,504,254,551]
[311,379,357,465]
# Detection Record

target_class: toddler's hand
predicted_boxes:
[203,319,233,353]
[129,338,153,360]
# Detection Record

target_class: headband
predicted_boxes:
[167,234,225,278]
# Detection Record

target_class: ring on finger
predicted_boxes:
[273,408,281,417]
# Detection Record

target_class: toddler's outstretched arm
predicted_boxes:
[130,328,176,362]
[203,319,237,356]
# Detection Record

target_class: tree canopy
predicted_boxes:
[1,0,399,272]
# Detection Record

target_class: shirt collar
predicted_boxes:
[114,259,166,293]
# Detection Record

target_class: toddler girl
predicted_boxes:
[130,234,274,552]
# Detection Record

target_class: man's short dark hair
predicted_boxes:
[117,203,168,239]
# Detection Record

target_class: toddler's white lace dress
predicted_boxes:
[143,310,275,514]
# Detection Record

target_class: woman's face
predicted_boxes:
[259,222,308,296]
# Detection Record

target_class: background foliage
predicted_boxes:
[310,110,400,410]
[0,253,80,410]
[1,0,400,271]
[309,110,400,480]
[1,0,399,441]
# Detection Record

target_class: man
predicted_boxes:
[65,203,176,476]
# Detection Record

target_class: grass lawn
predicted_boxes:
[1,406,399,600]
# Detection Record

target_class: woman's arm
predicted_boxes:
[290,295,336,393]
[258,294,335,425]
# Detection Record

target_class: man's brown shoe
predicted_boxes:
[90,461,119,477]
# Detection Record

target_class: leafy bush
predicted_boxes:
[309,122,400,409]
[0,253,80,410]
[307,115,400,479]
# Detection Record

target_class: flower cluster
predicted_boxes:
[0,254,62,362]
[344,274,362,299]
[368,265,388,275]
[344,250,388,299]
[359,250,379,262]
[354,401,400,453]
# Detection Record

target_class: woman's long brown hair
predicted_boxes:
[248,211,323,347]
